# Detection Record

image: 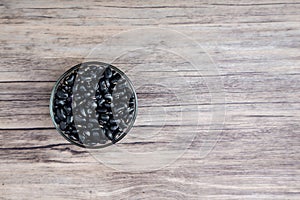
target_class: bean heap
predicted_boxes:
[53,70,79,142]
[52,63,137,147]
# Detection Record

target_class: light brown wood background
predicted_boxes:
[1,0,300,199]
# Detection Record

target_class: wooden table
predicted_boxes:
[1,0,299,199]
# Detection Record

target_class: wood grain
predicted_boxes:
[1,0,300,199]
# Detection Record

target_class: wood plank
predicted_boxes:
[0,127,299,199]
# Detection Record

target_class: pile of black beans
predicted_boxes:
[52,63,136,147]
[53,70,79,142]
[95,67,136,143]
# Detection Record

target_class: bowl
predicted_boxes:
[50,61,138,148]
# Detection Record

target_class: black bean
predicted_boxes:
[55,99,66,106]
[104,67,112,79]
[104,102,114,108]
[98,119,107,126]
[54,115,61,124]
[99,80,108,92]
[129,96,135,102]
[59,121,67,131]
[110,73,121,84]
[53,105,59,110]
[105,79,110,88]
[129,101,135,107]
[66,97,72,103]
[63,85,71,93]
[95,92,102,100]
[96,107,107,113]
[57,108,66,121]
[128,107,135,114]
[106,111,113,117]
[67,125,73,131]
[105,130,114,141]
[104,93,113,102]
[65,73,75,86]
[109,119,120,124]
[97,98,105,106]
[110,125,118,131]
[64,105,72,115]
[117,127,123,133]
[69,134,79,141]
[100,114,109,121]
[114,128,122,136]
[56,89,68,99]
[71,129,79,136]
[66,115,73,124]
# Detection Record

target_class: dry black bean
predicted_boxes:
[109,119,120,124]
[57,108,66,121]
[104,102,113,108]
[55,99,65,106]
[56,89,68,99]
[100,114,110,121]
[96,107,107,113]
[105,130,114,141]
[110,73,121,84]
[99,80,108,92]
[65,74,75,86]
[54,116,61,124]
[110,125,118,131]
[104,67,112,79]
[64,106,72,115]
[66,115,73,124]
[129,101,134,108]
[128,107,135,114]
[104,93,113,102]
[105,79,111,89]
[97,98,105,106]
[59,121,67,131]
[67,125,73,132]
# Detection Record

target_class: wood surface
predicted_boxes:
[1,0,300,199]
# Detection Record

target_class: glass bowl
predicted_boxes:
[49,61,138,148]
